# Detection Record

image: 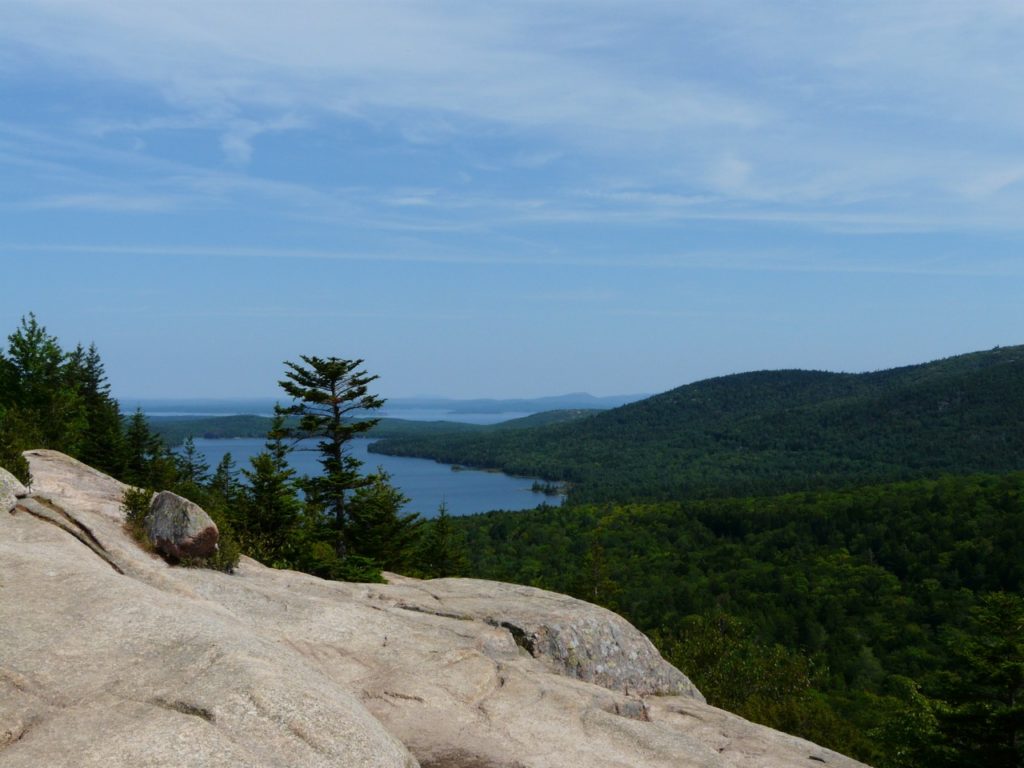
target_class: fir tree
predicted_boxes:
[346,468,423,571]
[239,415,303,565]
[417,501,468,578]
[67,343,124,475]
[276,355,383,556]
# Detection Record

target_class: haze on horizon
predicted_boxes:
[2,2,1022,400]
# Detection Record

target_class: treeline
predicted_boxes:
[453,473,1024,767]
[145,414,282,446]
[0,314,124,482]
[0,315,467,581]
[372,348,1024,502]
[145,408,599,449]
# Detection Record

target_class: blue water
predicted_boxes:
[191,436,562,519]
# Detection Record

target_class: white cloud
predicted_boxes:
[4,2,1024,232]
[25,194,177,212]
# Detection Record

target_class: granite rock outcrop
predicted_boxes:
[1,449,870,768]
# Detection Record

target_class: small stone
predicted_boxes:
[144,490,219,559]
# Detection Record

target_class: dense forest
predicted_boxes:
[371,347,1024,502]
[3,315,1021,767]
[453,475,1023,766]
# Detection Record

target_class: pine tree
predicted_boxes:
[276,355,384,555]
[67,343,125,475]
[417,501,468,578]
[936,591,1024,768]
[239,415,303,565]
[210,452,240,508]
[347,468,423,571]
[175,436,211,489]
[4,313,86,454]
[123,409,175,489]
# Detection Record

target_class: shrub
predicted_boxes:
[121,486,155,551]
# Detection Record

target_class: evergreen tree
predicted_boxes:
[0,406,31,483]
[175,436,211,490]
[3,313,85,454]
[417,501,468,578]
[346,468,423,571]
[239,415,303,565]
[935,591,1024,768]
[210,452,240,508]
[123,409,175,489]
[67,343,125,476]
[275,355,384,555]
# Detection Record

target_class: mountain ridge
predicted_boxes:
[370,344,1024,502]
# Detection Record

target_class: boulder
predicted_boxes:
[1,466,28,514]
[145,490,219,559]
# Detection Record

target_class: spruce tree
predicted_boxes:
[239,415,303,565]
[67,343,125,476]
[417,501,468,578]
[123,409,175,489]
[4,313,85,454]
[276,355,383,555]
[175,436,210,490]
[347,468,423,571]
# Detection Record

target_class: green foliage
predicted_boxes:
[0,406,32,483]
[123,410,177,489]
[148,413,285,447]
[933,592,1024,768]
[373,347,1024,503]
[269,354,429,581]
[0,314,133,484]
[67,343,125,476]
[174,436,210,488]
[2,314,87,455]
[415,501,469,578]
[276,355,384,554]
[121,486,155,549]
[347,469,423,572]
[236,415,304,566]
[653,614,865,756]
[452,472,1024,766]
[193,503,242,573]
[292,539,384,583]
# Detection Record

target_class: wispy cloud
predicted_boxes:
[4,1,1024,236]
[25,194,178,212]
[6,242,1020,278]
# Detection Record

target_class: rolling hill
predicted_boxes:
[369,345,1024,502]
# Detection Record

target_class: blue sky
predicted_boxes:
[2,2,1022,398]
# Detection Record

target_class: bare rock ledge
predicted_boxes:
[0,450,870,768]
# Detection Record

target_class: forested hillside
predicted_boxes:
[372,346,1024,502]
[5,315,1021,767]
[456,473,1024,767]
[146,408,597,447]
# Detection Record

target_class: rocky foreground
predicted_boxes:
[0,450,868,768]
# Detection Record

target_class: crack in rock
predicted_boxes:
[14,497,124,575]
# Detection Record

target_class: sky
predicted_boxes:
[2,1,1023,399]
